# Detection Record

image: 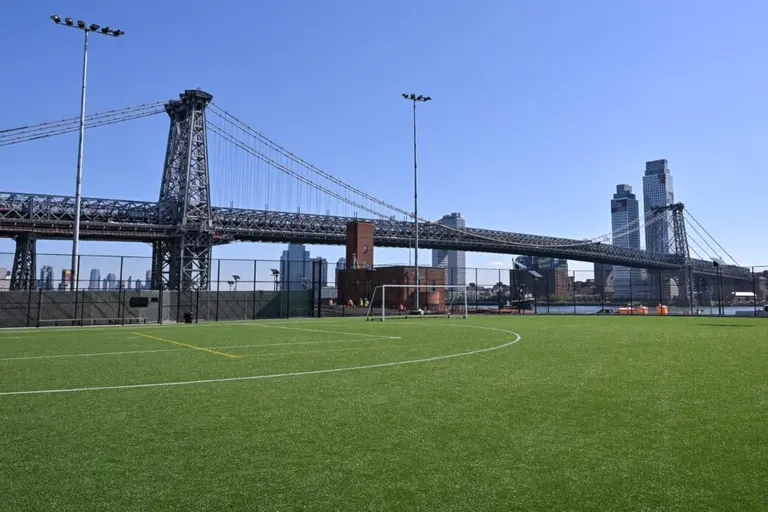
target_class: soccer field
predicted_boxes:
[1,316,766,511]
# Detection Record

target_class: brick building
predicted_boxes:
[338,265,447,312]
[336,221,447,312]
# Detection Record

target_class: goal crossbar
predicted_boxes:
[366,284,469,321]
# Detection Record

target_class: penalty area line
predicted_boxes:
[0,336,402,362]
[0,329,521,396]
[132,332,245,359]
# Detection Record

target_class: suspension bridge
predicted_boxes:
[0,89,750,292]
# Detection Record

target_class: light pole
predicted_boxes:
[232,274,241,291]
[50,15,125,290]
[401,92,431,311]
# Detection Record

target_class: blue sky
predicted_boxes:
[1,0,766,284]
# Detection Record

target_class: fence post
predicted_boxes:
[286,259,291,319]
[252,260,257,320]
[629,270,633,315]
[572,271,577,314]
[157,281,163,324]
[497,269,502,307]
[752,267,758,317]
[115,256,124,325]
[195,288,200,323]
[215,259,221,322]
[658,271,663,307]
[545,271,550,314]
[36,287,43,328]
[26,284,34,328]
[600,269,605,312]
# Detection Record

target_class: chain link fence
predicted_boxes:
[0,252,765,328]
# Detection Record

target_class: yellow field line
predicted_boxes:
[131,332,246,359]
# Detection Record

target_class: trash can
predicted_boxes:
[183,311,194,324]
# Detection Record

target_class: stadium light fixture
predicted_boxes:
[50,14,125,290]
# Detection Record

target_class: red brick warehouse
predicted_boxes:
[336,221,447,312]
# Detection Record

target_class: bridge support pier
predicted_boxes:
[10,233,37,290]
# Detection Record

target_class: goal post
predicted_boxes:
[365,284,469,321]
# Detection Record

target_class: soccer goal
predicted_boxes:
[365,284,468,321]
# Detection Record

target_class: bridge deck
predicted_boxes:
[0,191,749,278]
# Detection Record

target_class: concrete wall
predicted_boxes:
[0,289,315,328]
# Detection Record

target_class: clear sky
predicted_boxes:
[1,0,766,284]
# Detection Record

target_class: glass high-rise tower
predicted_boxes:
[611,184,643,299]
[431,213,466,287]
[643,159,675,254]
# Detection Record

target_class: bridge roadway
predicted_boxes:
[0,191,749,279]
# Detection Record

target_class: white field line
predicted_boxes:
[0,336,401,362]
[247,323,393,338]
[0,318,364,334]
[0,326,521,396]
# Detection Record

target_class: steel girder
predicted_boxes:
[210,208,685,268]
[0,192,752,280]
[153,90,214,291]
[10,233,36,290]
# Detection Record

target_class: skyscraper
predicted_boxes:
[431,213,466,287]
[105,273,117,291]
[89,268,101,290]
[279,243,312,290]
[611,184,643,299]
[40,266,54,290]
[643,159,675,253]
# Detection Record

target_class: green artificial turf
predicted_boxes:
[0,316,766,511]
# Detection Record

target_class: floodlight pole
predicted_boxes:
[71,28,88,292]
[402,93,431,311]
[50,15,124,290]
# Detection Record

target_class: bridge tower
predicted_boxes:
[652,203,695,307]
[9,234,37,290]
[151,90,214,291]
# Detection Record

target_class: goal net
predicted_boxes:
[365,284,468,321]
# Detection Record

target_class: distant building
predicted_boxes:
[431,213,466,287]
[58,269,72,291]
[643,159,675,254]
[89,268,101,290]
[145,270,152,289]
[512,256,570,298]
[0,267,9,291]
[279,243,312,290]
[40,266,54,290]
[127,276,133,290]
[135,279,143,291]
[338,265,447,312]
[105,273,117,291]
[611,184,644,299]
[337,257,346,271]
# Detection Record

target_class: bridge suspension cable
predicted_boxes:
[206,121,394,219]
[684,209,740,266]
[0,101,166,147]
[209,103,676,250]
